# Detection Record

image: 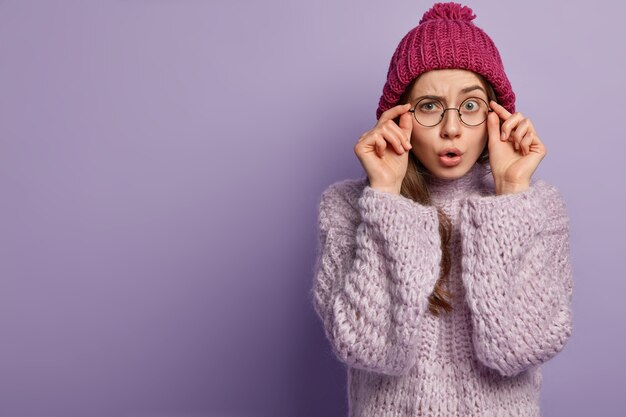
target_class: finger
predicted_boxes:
[378,103,412,125]
[512,119,532,154]
[486,110,502,147]
[500,112,525,141]
[383,128,407,154]
[359,129,403,157]
[519,125,538,156]
[529,133,547,157]
[357,133,382,156]
[522,120,536,155]
[382,120,411,151]
[489,100,512,120]
[508,120,529,152]
[374,136,387,158]
[398,112,413,148]
[526,135,547,165]
[519,132,534,155]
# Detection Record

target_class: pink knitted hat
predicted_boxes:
[376,2,516,120]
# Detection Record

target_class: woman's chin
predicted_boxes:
[424,160,475,180]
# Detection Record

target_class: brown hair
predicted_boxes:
[392,71,498,316]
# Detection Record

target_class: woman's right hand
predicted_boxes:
[354,103,414,194]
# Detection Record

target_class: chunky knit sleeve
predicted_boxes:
[311,180,441,376]
[460,179,574,377]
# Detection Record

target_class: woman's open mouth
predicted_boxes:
[439,149,463,167]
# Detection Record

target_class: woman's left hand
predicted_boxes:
[486,100,547,194]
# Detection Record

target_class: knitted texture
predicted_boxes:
[376,2,516,120]
[311,163,574,417]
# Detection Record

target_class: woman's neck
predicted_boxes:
[423,163,488,203]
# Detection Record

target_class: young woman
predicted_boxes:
[311,2,573,416]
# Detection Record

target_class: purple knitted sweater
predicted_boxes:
[311,162,574,417]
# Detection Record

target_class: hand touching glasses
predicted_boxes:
[487,100,547,195]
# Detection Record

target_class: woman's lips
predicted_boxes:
[439,154,462,167]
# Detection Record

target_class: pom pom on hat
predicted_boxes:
[419,2,476,23]
[376,2,516,120]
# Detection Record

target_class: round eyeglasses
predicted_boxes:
[408,96,493,127]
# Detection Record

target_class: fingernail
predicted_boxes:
[501,132,506,140]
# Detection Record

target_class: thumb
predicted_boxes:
[486,111,501,150]
[398,111,413,141]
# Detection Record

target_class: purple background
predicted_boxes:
[0,1,623,416]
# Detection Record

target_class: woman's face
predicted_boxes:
[406,69,489,180]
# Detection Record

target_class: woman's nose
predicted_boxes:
[440,109,462,139]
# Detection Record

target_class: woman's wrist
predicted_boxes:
[369,183,401,195]
[495,179,530,195]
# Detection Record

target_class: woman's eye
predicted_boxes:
[463,100,478,111]
[419,102,438,112]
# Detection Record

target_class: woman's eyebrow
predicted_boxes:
[413,85,487,102]
[459,85,487,95]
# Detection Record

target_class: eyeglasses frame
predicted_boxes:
[408,96,494,127]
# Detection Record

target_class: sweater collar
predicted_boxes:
[423,163,488,203]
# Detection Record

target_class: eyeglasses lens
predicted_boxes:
[413,97,489,127]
